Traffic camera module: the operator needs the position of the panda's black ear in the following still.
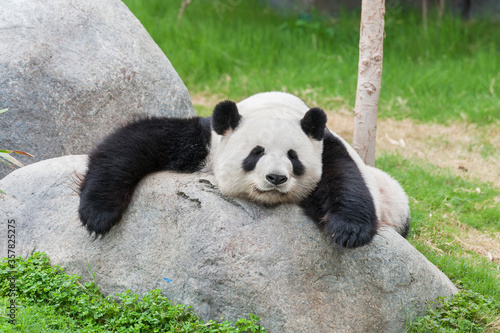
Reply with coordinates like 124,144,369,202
212,100,242,135
301,107,327,141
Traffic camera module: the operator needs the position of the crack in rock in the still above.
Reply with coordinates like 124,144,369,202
176,191,202,208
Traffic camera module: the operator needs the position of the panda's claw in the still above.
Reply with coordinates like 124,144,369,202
324,212,377,248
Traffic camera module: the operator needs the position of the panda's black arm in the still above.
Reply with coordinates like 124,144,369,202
78,116,212,235
300,131,378,248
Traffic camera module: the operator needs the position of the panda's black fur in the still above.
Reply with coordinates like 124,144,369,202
300,131,378,247
78,117,212,234
79,93,409,248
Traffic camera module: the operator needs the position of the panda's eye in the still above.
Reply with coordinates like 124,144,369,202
287,149,298,160
251,146,265,156
288,149,305,176
243,146,265,172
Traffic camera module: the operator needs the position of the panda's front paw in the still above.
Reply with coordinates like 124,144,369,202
322,212,377,248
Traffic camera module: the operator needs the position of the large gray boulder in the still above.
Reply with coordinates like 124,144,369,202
0,0,194,178
0,155,458,333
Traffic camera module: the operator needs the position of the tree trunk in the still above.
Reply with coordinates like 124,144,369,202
178,0,193,22
422,0,428,31
352,0,385,167
438,0,445,19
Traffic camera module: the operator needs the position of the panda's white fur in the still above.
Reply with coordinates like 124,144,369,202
209,92,323,205
367,166,410,235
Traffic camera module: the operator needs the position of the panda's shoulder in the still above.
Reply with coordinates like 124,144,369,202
322,129,382,215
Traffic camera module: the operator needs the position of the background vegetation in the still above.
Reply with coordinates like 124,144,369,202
124,0,499,125
1,0,499,331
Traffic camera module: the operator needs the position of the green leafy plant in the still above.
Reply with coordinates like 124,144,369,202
0,253,266,332
406,291,500,332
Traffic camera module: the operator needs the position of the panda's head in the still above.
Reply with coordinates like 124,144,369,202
211,98,326,205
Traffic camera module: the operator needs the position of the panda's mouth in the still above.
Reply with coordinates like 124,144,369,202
250,184,293,205
253,185,287,195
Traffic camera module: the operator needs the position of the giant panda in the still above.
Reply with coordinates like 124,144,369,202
78,92,410,248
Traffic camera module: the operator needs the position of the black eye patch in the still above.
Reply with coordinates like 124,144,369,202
242,146,265,172
288,149,305,176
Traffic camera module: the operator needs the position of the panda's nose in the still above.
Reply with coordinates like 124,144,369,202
266,173,288,185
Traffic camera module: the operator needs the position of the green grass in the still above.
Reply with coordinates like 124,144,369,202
377,153,500,331
378,154,500,296
378,153,500,234
123,0,500,125
0,253,265,332
405,291,500,333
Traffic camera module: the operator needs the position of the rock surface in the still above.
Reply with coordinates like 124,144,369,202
0,0,194,178
0,155,458,333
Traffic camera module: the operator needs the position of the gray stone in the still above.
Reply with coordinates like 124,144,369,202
0,155,458,333
0,0,194,178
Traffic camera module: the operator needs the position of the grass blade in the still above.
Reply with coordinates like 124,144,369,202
0,152,25,168
0,149,34,157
